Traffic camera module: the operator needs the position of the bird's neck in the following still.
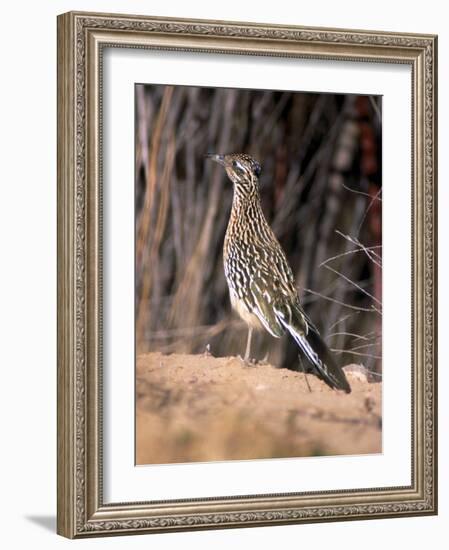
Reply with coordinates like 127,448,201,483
226,185,268,243
231,186,262,217
230,176,261,209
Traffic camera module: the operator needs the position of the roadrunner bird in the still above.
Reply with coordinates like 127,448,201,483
206,153,351,393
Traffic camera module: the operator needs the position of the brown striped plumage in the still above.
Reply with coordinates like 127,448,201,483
206,153,351,393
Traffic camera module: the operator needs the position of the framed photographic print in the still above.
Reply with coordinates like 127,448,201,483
57,11,438,538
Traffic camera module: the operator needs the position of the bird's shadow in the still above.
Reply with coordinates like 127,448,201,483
25,515,56,533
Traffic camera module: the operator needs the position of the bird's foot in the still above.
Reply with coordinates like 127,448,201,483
203,343,212,356
237,354,257,367
256,352,269,365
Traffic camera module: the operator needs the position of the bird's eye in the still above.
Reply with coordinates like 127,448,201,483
232,160,238,168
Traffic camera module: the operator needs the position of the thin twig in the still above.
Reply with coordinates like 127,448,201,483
340,181,382,201
327,312,361,331
369,96,382,123
322,264,382,309
356,186,383,235
327,331,372,341
304,288,379,313
319,247,382,269
335,230,382,264
349,342,381,352
331,349,382,360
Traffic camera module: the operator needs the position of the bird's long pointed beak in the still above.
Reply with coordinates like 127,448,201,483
205,153,225,166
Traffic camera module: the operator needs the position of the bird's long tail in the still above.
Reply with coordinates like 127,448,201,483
279,318,351,393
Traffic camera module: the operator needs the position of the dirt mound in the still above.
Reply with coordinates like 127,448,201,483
136,352,381,465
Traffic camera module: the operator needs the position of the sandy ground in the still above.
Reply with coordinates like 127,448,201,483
136,352,382,465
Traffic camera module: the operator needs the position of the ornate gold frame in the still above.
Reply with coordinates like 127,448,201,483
57,11,438,538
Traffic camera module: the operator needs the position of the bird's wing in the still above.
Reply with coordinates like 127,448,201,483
248,278,285,337
245,242,298,338
226,232,308,339
275,300,351,393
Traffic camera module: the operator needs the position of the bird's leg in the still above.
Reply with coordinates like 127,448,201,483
244,326,253,362
298,354,312,393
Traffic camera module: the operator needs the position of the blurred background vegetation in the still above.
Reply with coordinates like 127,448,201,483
135,84,382,374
